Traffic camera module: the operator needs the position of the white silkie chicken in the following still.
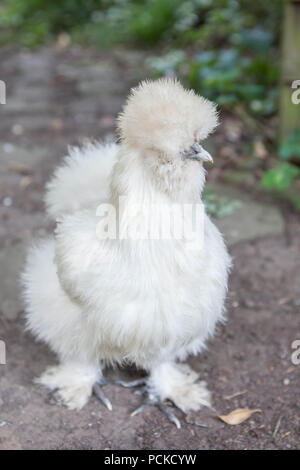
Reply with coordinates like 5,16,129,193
23,79,231,428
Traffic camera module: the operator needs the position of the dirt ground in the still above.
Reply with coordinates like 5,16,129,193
0,46,299,450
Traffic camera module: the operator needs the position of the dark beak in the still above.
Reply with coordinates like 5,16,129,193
182,142,213,163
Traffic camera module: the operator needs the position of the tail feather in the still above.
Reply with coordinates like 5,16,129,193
45,141,119,220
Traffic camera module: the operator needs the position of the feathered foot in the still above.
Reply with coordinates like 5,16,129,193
116,363,212,428
38,363,112,411
38,363,100,410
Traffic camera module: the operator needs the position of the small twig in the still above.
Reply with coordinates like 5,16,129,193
224,390,247,400
194,422,209,428
273,415,282,438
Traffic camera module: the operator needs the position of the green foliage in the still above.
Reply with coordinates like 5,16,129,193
0,0,102,46
146,50,186,76
262,163,299,191
279,128,300,162
3,0,296,205
0,0,199,47
0,0,282,115
145,0,282,115
1,0,283,48
184,48,279,116
262,129,300,200
127,0,183,45
149,47,279,115
71,0,189,48
145,0,282,116
261,129,300,210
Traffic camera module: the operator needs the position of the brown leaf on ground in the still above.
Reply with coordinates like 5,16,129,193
217,408,261,425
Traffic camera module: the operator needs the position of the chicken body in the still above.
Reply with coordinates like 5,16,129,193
23,79,230,417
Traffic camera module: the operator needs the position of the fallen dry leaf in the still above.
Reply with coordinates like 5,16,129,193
217,408,261,425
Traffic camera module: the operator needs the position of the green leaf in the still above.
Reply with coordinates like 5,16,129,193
262,163,300,190
279,129,300,161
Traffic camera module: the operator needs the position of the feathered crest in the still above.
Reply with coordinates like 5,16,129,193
117,78,218,155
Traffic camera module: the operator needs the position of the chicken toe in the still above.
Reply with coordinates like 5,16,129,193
93,378,112,411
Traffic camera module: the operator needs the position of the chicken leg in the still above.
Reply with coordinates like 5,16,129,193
117,362,211,428
117,378,181,429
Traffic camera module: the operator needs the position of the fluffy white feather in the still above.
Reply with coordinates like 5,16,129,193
23,78,231,415
45,141,119,220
